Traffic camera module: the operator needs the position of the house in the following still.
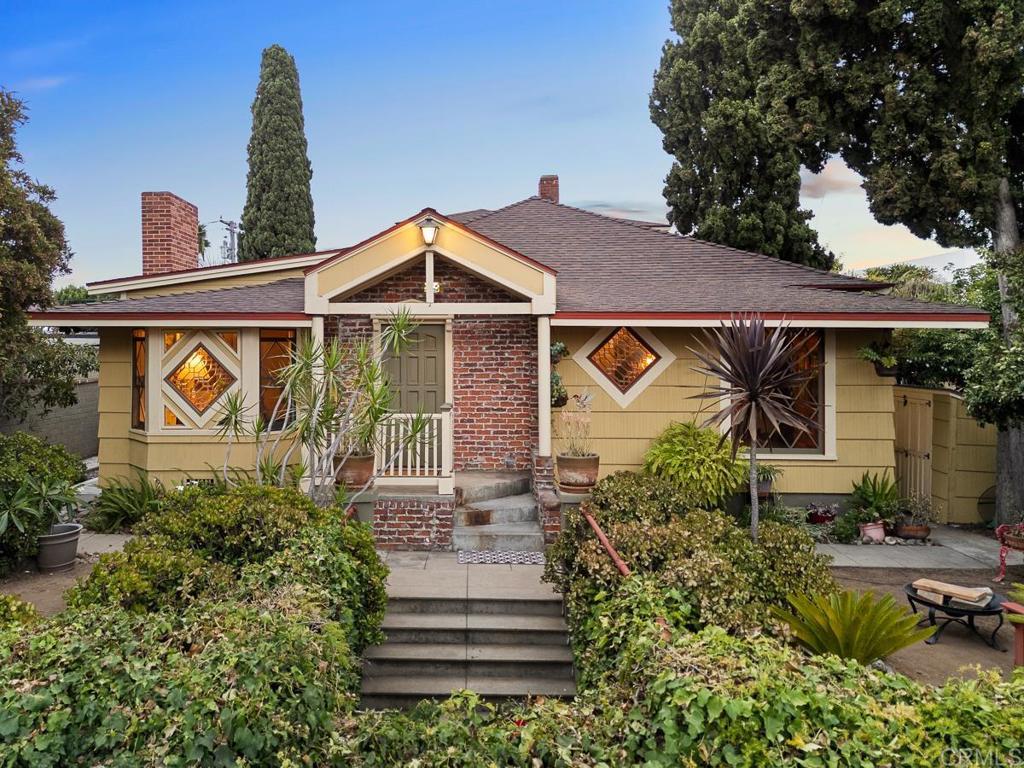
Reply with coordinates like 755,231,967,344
30,178,988,549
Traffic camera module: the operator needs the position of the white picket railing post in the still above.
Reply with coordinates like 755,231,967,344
439,403,454,495
375,411,451,493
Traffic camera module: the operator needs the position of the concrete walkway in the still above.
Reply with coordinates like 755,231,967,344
378,550,558,601
78,532,131,556
817,526,1022,570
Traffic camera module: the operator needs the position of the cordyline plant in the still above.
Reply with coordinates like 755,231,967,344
690,315,819,540
216,310,428,505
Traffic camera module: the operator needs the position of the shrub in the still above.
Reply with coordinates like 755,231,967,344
642,422,747,507
0,593,39,631
86,474,166,533
587,470,693,524
771,589,936,663
240,518,388,652
66,536,235,614
0,433,85,576
136,484,327,567
0,590,358,765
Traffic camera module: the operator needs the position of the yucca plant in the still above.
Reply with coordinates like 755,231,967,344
771,590,936,664
691,315,820,540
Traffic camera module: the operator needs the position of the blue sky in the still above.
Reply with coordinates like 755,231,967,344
1,1,968,285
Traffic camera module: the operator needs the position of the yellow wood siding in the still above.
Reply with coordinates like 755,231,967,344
96,327,295,486
553,327,895,495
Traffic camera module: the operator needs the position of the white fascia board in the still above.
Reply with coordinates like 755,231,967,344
551,318,989,330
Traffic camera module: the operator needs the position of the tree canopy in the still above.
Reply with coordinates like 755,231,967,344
238,44,316,262
0,89,95,420
651,0,835,269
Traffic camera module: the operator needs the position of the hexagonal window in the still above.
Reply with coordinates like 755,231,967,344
166,344,236,415
587,327,660,393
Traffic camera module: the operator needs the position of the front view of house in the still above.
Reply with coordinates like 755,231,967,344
32,178,988,549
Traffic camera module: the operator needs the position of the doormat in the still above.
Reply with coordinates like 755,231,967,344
457,550,545,565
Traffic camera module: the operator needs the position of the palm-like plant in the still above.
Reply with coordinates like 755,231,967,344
771,590,936,664
691,315,820,540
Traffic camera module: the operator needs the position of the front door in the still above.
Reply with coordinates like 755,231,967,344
386,324,446,413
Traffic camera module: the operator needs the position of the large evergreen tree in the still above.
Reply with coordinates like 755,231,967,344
746,0,1024,522
0,89,95,419
650,0,835,269
238,44,316,262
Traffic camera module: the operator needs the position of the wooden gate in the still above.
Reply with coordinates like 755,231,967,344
894,391,933,500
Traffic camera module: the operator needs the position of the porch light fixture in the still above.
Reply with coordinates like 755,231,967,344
418,217,440,246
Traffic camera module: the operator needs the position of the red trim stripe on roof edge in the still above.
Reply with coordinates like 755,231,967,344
304,207,558,276
29,311,310,321
88,248,343,287
553,311,990,322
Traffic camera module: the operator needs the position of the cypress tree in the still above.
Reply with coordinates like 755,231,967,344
239,44,316,261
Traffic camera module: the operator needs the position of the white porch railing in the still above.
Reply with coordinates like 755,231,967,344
375,404,453,492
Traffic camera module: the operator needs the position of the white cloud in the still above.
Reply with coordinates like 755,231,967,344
800,158,862,199
15,75,71,92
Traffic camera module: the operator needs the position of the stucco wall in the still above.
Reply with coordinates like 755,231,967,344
0,377,99,459
552,327,896,496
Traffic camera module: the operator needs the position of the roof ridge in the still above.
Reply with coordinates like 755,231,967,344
463,196,538,224
521,195,874,287
60,276,304,311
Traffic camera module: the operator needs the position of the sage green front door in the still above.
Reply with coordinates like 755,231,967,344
386,324,446,413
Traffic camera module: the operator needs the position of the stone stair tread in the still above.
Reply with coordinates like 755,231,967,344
382,613,466,630
365,642,573,663
365,642,467,660
361,675,576,698
467,644,573,662
454,521,542,535
382,613,568,631
462,493,536,511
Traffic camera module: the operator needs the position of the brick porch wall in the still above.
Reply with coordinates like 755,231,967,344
340,256,517,303
373,497,454,550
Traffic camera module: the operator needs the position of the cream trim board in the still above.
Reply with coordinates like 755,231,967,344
552,317,988,330
429,246,536,299
331,302,534,315
573,326,677,408
716,329,837,461
29,317,312,329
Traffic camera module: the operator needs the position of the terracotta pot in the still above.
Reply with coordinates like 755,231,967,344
895,522,931,540
336,453,375,490
858,521,886,542
556,454,600,491
36,523,82,573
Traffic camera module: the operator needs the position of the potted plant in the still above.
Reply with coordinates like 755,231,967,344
757,464,783,500
894,493,937,540
806,503,838,525
551,342,569,408
556,391,599,492
850,471,899,542
857,509,888,543
30,477,82,573
858,341,899,378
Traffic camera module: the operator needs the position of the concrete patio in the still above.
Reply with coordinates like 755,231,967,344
817,526,1022,570
378,550,558,601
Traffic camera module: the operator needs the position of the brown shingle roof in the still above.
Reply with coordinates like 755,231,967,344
462,197,982,316
35,278,306,318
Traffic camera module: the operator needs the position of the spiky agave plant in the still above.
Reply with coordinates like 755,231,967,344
770,590,935,664
690,315,820,540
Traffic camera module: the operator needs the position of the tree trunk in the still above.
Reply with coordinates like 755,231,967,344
749,440,759,542
994,177,1024,524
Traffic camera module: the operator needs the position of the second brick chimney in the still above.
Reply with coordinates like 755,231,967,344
538,174,559,203
141,192,199,276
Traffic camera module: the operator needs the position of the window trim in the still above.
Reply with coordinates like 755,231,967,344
131,328,146,429
718,329,837,461
259,328,297,429
572,326,676,408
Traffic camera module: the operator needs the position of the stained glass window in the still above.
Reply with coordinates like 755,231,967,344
260,329,295,427
762,330,824,453
164,407,184,427
587,328,660,393
163,331,184,351
166,344,236,415
217,331,238,351
131,329,146,429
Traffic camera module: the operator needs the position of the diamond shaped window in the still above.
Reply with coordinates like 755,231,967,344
587,327,660,393
166,344,235,414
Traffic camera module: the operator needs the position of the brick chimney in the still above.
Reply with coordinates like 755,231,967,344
538,174,559,203
141,191,199,275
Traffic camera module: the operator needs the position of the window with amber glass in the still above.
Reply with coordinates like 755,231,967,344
165,344,236,415
131,329,146,429
260,329,296,427
587,327,661,393
761,330,824,453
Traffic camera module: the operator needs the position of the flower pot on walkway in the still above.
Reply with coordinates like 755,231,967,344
37,523,83,573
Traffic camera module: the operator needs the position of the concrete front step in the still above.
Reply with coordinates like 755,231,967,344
363,642,575,679
383,612,570,645
387,595,563,616
452,521,545,552
455,493,538,527
455,472,531,505
360,674,577,709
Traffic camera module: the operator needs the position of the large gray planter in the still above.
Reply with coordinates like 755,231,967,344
37,523,83,573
